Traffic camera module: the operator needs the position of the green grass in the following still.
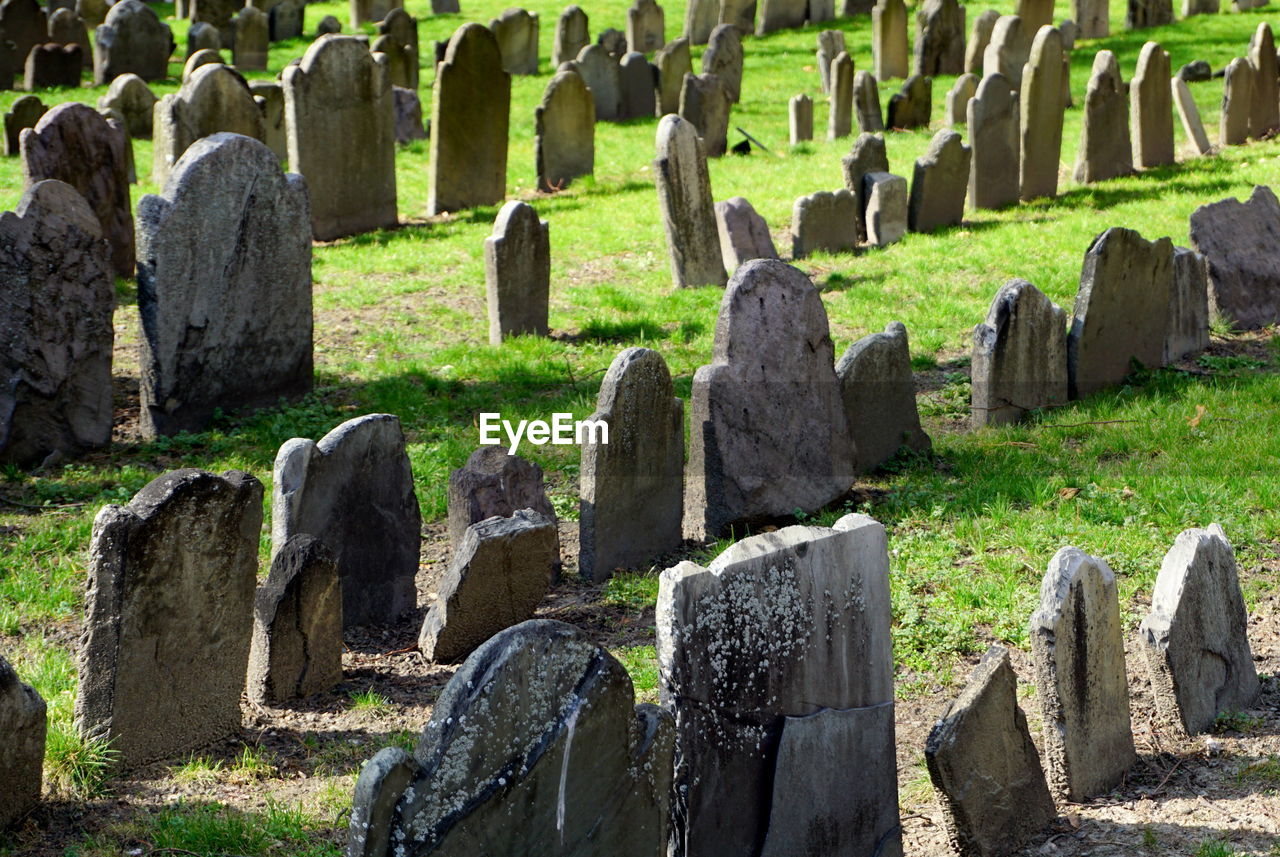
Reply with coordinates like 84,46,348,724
1195,839,1241,857
78,800,342,857
612,644,660,702
347,688,394,716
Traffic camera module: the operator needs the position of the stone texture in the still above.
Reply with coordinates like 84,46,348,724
654,114,726,288
683,260,853,538
816,28,844,94
847,72,880,136
618,51,655,119
789,92,812,143
490,7,538,75
683,0,716,42
535,67,593,191
251,79,288,157
720,0,756,34
679,71,729,156
715,195,777,271
76,469,262,768
886,72,930,128
23,42,80,89
552,4,588,66
447,446,555,546
983,15,1028,88
597,25,627,57
273,414,422,628
372,34,415,91
965,8,998,73
1220,56,1253,147
3,94,44,156
842,131,888,243
1016,0,1053,29
1173,77,1211,156
1166,247,1209,362
914,0,964,76
872,0,908,80
827,50,852,139
247,535,342,705
1189,185,1280,330
756,0,804,35
0,0,45,82
909,128,969,232
93,0,171,84
1074,50,1132,183
574,42,620,120
152,64,266,189
1177,59,1211,81
0,656,45,829
269,0,304,40
654,36,690,115
791,188,857,258
1126,0,1171,30
701,23,741,103
1131,40,1173,169
484,200,549,344
97,73,155,139
192,0,237,45
971,279,1067,427
1074,0,1108,37
186,20,220,57
48,7,90,69
1019,25,1064,202
837,321,930,472
945,72,977,125
232,5,267,70
1248,23,1279,140
626,0,664,53
427,24,508,216
658,516,900,857
182,47,222,79
864,170,907,247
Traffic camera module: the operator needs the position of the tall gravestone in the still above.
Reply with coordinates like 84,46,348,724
683,0,716,43
654,114,726,288
152,64,266,188
552,4,588,65
842,131,889,243
971,279,1068,427
872,0,907,80
908,128,969,233
1173,77,1212,156
1126,0,1171,30
1019,25,1064,202
1247,23,1279,140
964,9,998,73
791,189,858,258
1130,40,1173,169
250,79,288,159
484,200,550,344
854,70,884,132
837,321,931,472
97,73,155,138
1189,186,1280,330
790,92,813,143
816,28,843,94
1220,57,1253,147
447,446,555,545
93,0,171,84
1074,50,1131,183
535,67,593,192
827,50,853,139
489,7,538,75
654,36,690,115
626,0,664,53
679,71,730,156
983,15,1028,87
914,0,964,76
575,42,621,120
0,656,45,829
702,23,741,103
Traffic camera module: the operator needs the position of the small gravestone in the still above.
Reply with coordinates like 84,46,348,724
1074,50,1131,183
247,535,342,705
182,47,222,80
715,196,777,271
1140,525,1260,736
24,42,81,88
827,51,853,139
0,0,46,79
1126,0,1171,30
654,114,726,288
1165,247,1209,362
2,94,44,156
574,42,620,120
944,72,977,125
626,0,663,53
854,70,884,131
431,0,458,12
391,86,426,143
679,71,729,156
76,469,263,768
756,0,803,34
791,189,858,258
968,73,1018,209
1131,41,1172,169
983,15,1028,87
269,0,303,39
273,414,422,629
428,24,509,215
286,35,397,238
872,0,907,79
0,180,112,467
816,28,844,94
489,7,537,75
1189,185,1280,329
913,0,964,76
908,128,969,233
447,446,555,545
535,67,593,191
702,23,741,103
1068,227,1173,398
618,51,655,118
683,260,853,538
927,646,1057,857
1221,57,1253,147
153,64,266,188
192,0,238,45
93,0,171,84
1019,25,1064,201
684,0,716,42
842,131,888,242
484,201,549,344
316,14,340,34
1173,77,1211,156
659,516,900,857
965,9,998,73
21,102,132,278
136,134,311,437
837,321,930,472
186,22,220,60
789,92,813,143
48,7,90,68
654,36,690,115
1248,24,1279,139
886,73,930,128
349,620,673,857
232,5,268,70
971,279,1067,427
250,80,288,157
97,73,155,138
0,657,46,829
552,4,587,65
864,171,907,247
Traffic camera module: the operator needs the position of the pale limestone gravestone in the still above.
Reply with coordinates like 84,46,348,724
1173,77,1211,156
864,171,907,246
914,0,964,76
654,36,690,115
1075,0,1107,37
1166,247,1209,362
1126,0,1171,30
886,72,930,128
552,4,588,65
447,446,555,546
1131,40,1173,169
152,64,266,189
854,70,884,132
232,5,268,70
971,279,1068,427
702,23,741,102
679,71,730,156
842,131,888,242
1189,185,1280,329
945,72,977,125
790,92,813,143
827,50,853,139
24,42,81,88
872,0,908,80
251,79,288,158
1220,57,1252,147
97,73,155,138
654,114,726,287
93,0,171,84
1248,23,1279,140
983,15,1028,87
756,0,805,34
1073,50,1132,183
908,128,969,232
715,196,778,271
3,94,45,156
965,8,997,73
484,201,549,345
489,7,538,75
626,0,663,53
837,321,931,471
619,51,656,118
535,67,593,191
684,0,716,43
816,28,844,94
48,7,90,68
0,657,45,829
186,20,219,57
1018,25,1064,202
575,42,620,120
791,188,858,258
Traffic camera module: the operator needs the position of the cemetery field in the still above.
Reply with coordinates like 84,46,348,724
5,0,1280,853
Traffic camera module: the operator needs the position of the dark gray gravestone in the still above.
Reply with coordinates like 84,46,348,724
191,0,238,45
886,73,930,128
654,114,726,288
913,0,964,76
376,8,418,88
1188,187,1280,330
0,0,46,81
618,51,655,118
269,0,304,39
791,188,858,258
837,321,930,472
232,5,268,70
447,445,556,546
597,24,627,56
0,656,46,829
1073,50,1131,184
535,66,593,191
181,47,222,80
971,279,1068,428
574,42,620,120
1126,0,1171,29
552,4,588,66
967,72,1018,209
701,23,740,103
152,64,266,188
908,128,969,233
93,0,171,84
96,73,155,139
391,85,426,143
186,20,220,57
2,93,44,155
48,7,91,68
484,200,550,344
316,13,340,34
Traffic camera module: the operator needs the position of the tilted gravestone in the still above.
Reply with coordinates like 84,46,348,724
535,67,593,192
872,0,908,80
816,28,844,94
983,15,1028,88
964,9,998,73
574,42,621,120
93,0,171,84
1126,0,1171,30
1188,186,1280,330
908,128,969,233
914,0,964,76
23,42,81,89
48,7,91,68
1247,23,1279,140
484,200,550,344
76,469,263,768
854,70,883,132
273,414,422,628
1166,247,1209,363
864,171,907,247
447,445,556,546
97,73,155,139
428,24,510,215
842,131,888,242
837,321,931,472
1074,50,1131,184
247,535,343,705
285,35,397,239
552,4,588,66
619,51,655,118
967,73,1018,210
232,5,268,70
791,188,858,258
579,347,683,581
250,79,288,158
1139,525,1260,736
654,36,690,115
659,515,901,857
1029,547,1137,802
944,72,977,125
1173,77,1212,156
626,0,664,53
827,51,853,139
489,7,538,75
789,92,813,143
0,180,112,467
886,73,930,128
1130,40,1173,169
715,196,777,271
152,64,266,189
3,94,45,156
0,656,46,829
136,133,311,438
654,114,726,288
1220,56,1253,147
348,620,673,857
679,71,730,156
702,23,741,103
683,260,853,538
971,279,1067,428
1018,25,1064,201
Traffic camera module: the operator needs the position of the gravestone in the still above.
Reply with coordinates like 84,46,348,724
842,131,888,242
756,0,804,35
273,414,422,628
0,0,45,80
232,5,268,70
76,469,263,768
908,128,969,232
854,70,884,131
971,279,1068,427
720,0,755,34
285,35,397,238
490,7,538,75
575,43,620,120
1017,0,1052,29
0,180,113,466
23,43,80,88
619,51,655,118
715,196,777,270
789,92,812,142
945,72,977,125
535,67,593,191
428,24,509,215
392,86,426,143
702,23,741,102
1140,525,1260,736
926,646,1057,857
269,0,303,40
791,189,858,258
683,260,853,538
654,36,690,115
349,0,402,29
447,446,555,545
1058,17,1077,47
1073,50,1132,183
153,64,266,188
378,7,417,76
431,0,458,12
914,0,964,76
2,94,44,155
250,79,288,158
965,8,998,73
1165,247,1209,362
1076,0,1107,37
864,171,907,246
552,4,587,66
1131,41,1172,169
484,201,549,344
186,21,219,57
316,14,340,34
1189,185,1280,329
94,0,171,84
1068,227,1173,398
247,535,343,705
347,620,673,857
136,133,311,437
597,25,627,57
1220,57,1253,147
679,71,729,156
1173,77,1211,156
654,114,725,287
1019,26,1064,201
886,73,930,128
1029,547,1137,802
77,0,106,28
872,0,907,80
837,322,930,471
372,34,415,90
827,50,852,139
0,657,45,829
809,0,835,24
684,0,716,43
1248,23,1279,139
181,47,222,80
97,73,155,138
816,28,843,94
626,0,663,53
983,15,1028,87
658,516,900,857
21,102,133,278
48,7,90,68
1126,0,1171,30
192,0,238,45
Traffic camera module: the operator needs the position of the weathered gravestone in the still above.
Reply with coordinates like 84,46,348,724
619,51,655,118
852,70,883,133
316,14,341,34
926,646,1057,857
97,73,155,138
597,25,627,57
659,515,901,857
1189,185,1280,330
186,21,219,57
837,321,930,472
789,92,812,143
0,656,46,829
1019,25,1064,202
447,446,555,545
971,279,1067,427
808,0,835,24
372,34,414,89
1074,50,1132,183
535,67,593,191
349,0,402,29
1016,0,1052,30
1140,525,1260,736
864,171,907,246
0,32,14,92
965,8,998,73
1248,23,1279,140
1221,57,1253,147
909,128,969,232
273,414,422,628
679,71,729,156
626,0,663,53
886,73,930,128
76,469,262,768
232,5,268,71
21,102,133,278
48,7,90,68
842,130,888,242
1131,41,1172,169
654,36,690,115
181,47,222,80
1068,227,1173,398
827,50,852,139
24,42,81,89
247,535,343,705
0,180,112,467
684,0,716,42
1173,77,1212,156
701,23,741,103
191,0,237,45
428,24,509,215
914,0,964,76
654,114,726,288
872,0,908,80
945,72,977,125
756,0,803,35
2,94,44,155
1029,546,1137,802
77,0,107,29
269,0,304,40
490,7,538,75
1126,0,1171,30
136,133,311,437
720,0,755,34
683,260,852,538
1059,16,1077,48
574,42,620,120
285,35,397,238
152,64,266,188
552,4,587,65
484,201,549,344
791,188,858,258
1177,60,1214,82
348,620,673,857
816,28,843,94
983,15,1028,87
1166,247,1209,362
1076,0,1108,37
250,79,288,158
0,0,45,81
715,196,777,270
94,0,171,84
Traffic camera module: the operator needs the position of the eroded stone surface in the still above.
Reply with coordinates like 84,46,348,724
715,195,777,270
93,0,171,84
837,321,931,472
447,445,556,546
908,128,969,232
791,188,858,257
654,114,726,288
97,73,156,139
0,656,46,829
971,279,1068,427
484,200,550,344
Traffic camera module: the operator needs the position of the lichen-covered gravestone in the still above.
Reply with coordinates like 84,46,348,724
658,515,901,857
908,128,969,232
349,620,673,857
791,188,858,258
714,196,777,270
683,260,853,539
136,133,311,437
1019,25,1064,201
447,445,556,546
0,656,46,829
1029,546,1137,802
872,0,907,79
3,95,45,156
0,180,113,467
1140,525,1260,735
97,73,156,139
654,114,726,288
971,279,1067,427
552,4,588,65
273,414,422,628
489,7,538,75
913,0,964,76
152,64,267,188
579,347,684,581
93,0,171,84
1074,50,1131,183
842,131,889,242
76,469,263,768
837,321,931,472
1130,40,1173,169
1166,247,1209,362
484,200,550,344
1188,186,1280,330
